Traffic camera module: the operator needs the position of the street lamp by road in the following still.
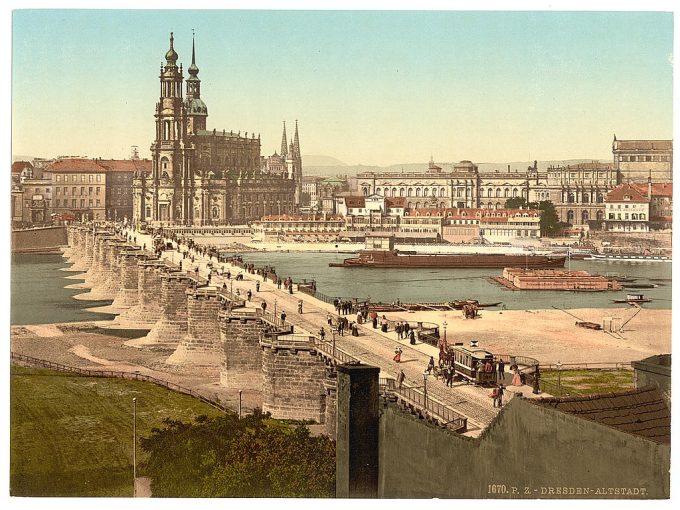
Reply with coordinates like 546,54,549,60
238,389,243,419
274,298,278,318
331,328,337,363
132,397,137,498
556,361,563,396
423,371,430,410
442,320,447,348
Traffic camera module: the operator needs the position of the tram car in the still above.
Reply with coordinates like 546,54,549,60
448,343,496,385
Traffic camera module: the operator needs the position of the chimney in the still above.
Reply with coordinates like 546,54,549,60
648,169,652,200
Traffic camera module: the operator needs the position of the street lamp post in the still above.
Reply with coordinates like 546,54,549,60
238,390,243,419
132,397,137,498
331,328,337,362
556,361,563,396
423,371,429,410
274,298,278,318
442,320,447,348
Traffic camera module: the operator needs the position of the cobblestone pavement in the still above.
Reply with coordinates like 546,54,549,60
130,230,517,432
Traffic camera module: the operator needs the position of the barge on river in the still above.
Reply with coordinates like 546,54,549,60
330,250,565,269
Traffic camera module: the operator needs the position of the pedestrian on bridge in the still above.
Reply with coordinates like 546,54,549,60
247,289,252,301
427,356,435,374
298,300,303,314
327,313,333,326
256,281,260,292
261,301,267,313
497,360,505,382
280,311,286,324
319,327,326,342
393,347,402,363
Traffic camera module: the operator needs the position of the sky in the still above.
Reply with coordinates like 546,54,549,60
11,8,674,166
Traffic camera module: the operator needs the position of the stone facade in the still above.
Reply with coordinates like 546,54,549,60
132,33,298,226
143,272,193,346
219,315,267,390
260,334,327,422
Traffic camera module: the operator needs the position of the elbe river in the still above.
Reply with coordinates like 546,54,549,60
11,252,671,326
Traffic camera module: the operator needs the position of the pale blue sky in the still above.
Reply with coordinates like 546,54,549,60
11,10,674,165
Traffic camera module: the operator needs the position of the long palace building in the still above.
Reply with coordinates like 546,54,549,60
133,33,300,226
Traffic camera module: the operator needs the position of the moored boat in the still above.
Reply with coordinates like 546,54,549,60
612,293,652,304
586,253,671,262
329,250,566,269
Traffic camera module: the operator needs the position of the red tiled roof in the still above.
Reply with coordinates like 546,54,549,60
47,158,107,173
529,386,670,445
606,184,650,203
11,161,33,174
344,196,366,208
385,196,406,208
630,183,673,198
99,159,152,173
614,140,673,151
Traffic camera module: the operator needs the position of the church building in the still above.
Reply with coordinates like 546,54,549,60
133,33,299,225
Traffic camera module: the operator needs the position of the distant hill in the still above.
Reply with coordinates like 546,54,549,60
302,159,612,178
301,155,348,167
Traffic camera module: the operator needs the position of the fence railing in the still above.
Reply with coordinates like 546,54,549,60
10,352,233,413
540,362,633,371
379,378,467,432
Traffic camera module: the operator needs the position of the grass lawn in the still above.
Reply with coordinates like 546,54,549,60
540,368,635,396
10,366,224,497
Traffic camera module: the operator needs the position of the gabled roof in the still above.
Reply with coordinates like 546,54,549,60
606,183,649,203
529,386,670,444
11,161,33,174
614,140,673,151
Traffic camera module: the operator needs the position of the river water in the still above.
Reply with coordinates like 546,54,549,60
10,251,672,326
11,253,116,325
221,251,672,311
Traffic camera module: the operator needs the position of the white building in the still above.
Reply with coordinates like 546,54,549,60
604,184,650,233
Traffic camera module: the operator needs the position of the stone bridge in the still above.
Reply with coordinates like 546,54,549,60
61,225,500,438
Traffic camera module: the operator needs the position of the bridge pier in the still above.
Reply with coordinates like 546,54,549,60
110,247,145,309
141,271,193,348
167,287,223,367
260,333,328,422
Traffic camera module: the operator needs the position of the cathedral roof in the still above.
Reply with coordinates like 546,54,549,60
186,98,208,115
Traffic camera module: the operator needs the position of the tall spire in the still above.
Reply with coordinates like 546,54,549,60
280,121,288,157
293,120,300,157
188,29,199,77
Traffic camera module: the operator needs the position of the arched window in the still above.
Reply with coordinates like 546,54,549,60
362,187,368,196
597,210,604,220
408,202,413,208
495,202,501,209
496,188,501,198
440,188,446,197
504,188,510,198
631,213,638,220
375,187,381,195
568,193,575,203
440,202,445,208
424,188,429,197
596,194,604,203
415,202,421,209
640,213,646,220
400,188,405,197
582,210,589,222
480,189,485,198
145,207,151,219
392,187,397,197
416,188,421,197
407,188,413,197
457,188,462,198
512,188,519,197
212,207,220,219
582,194,590,204
161,157,169,171
567,210,575,223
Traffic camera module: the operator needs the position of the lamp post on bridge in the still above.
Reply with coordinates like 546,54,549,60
442,320,447,349
423,371,429,411
556,361,563,396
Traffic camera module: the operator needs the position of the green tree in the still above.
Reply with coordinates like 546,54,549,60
503,197,561,236
140,410,336,498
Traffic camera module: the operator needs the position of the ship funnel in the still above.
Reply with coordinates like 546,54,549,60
470,340,479,348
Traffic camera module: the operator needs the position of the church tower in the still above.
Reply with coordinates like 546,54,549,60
293,120,303,207
185,31,208,135
150,32,189,223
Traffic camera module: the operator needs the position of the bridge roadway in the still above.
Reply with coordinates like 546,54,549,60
128,229,507,433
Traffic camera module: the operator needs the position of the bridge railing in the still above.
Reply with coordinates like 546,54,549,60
10,352,233,414
379,377,467,433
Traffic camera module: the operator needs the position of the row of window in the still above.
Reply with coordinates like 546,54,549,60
55,186,101,196
619,155,671,162
55,174,103,183
608,213,647,220
479,229,538,237
565,193,605,203
54,199,101,208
